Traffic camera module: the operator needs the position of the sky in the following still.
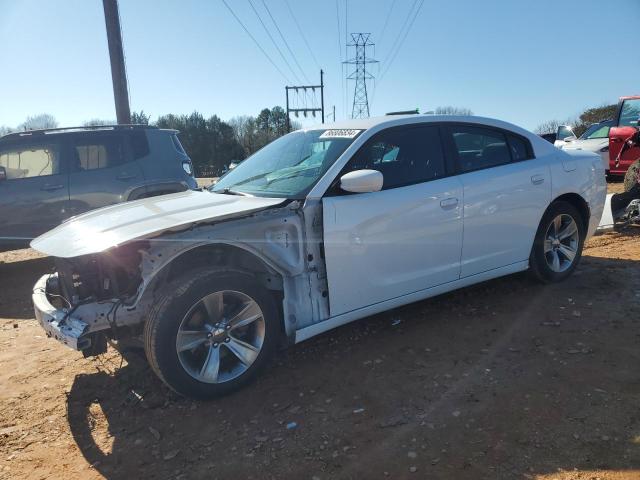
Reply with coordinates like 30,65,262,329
1,0,639,131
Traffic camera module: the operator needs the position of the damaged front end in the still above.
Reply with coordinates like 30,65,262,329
32,198,330,357
33,242,147,355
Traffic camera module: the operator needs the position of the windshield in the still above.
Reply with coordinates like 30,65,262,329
211,129,360,198
579,121,612,140
618,99,640,127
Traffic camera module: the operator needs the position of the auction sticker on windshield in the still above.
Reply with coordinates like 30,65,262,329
319,129,362,139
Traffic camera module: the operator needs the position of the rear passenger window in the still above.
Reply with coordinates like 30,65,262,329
129,131,150,159
0,143,61,179
346,126,445,190
450,126,511,173
507,134,533,161
73,135,129,171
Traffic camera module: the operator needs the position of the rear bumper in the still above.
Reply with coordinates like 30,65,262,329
32,274,90,351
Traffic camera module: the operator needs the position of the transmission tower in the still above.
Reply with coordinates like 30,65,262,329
344,33,378,119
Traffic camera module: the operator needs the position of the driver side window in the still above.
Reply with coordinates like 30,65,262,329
344,125,445,190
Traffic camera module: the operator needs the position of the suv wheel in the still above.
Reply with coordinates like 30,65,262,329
144,268,279,399
529,201,585,283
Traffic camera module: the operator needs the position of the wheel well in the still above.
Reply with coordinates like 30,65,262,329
161,244,283,292
145,244,286,338
552,193,590,229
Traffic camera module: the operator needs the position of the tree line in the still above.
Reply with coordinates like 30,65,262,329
535,104,618,138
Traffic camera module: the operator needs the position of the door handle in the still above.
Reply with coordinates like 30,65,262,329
41,184,64,192
440,197,459,209
531,175,545,185
116,173,137,181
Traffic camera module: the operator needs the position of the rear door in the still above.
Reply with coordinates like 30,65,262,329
443,124,551,278
322,124,463,316
0,138,69,243
609,98,640,175
67,131,146,217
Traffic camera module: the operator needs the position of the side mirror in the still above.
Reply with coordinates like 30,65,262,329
340,169,383,193
0,166,6,181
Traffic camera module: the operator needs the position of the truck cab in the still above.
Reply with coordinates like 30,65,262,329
608,96,640,176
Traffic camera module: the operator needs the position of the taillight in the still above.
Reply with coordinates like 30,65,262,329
182,160,193,176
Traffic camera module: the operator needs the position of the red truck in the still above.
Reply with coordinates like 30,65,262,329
608,95,640,177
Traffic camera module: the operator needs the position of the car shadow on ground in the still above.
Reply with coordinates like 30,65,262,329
0,253,53,320
64,253,640,479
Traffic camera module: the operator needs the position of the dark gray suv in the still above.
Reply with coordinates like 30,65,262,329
0,125,197,249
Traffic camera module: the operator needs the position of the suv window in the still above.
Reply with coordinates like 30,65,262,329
0,143,61,179
72,134,129,171
171,134,186,155
618,99,640,127
346,125,445,190
449,126,511,173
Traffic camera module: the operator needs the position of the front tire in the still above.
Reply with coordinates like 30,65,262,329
529,201,585,283
144,268,279,399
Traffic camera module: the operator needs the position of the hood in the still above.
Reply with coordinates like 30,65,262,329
31,190,285,258
561,138,608,152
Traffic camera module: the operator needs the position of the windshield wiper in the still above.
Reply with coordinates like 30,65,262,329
213,188,249,196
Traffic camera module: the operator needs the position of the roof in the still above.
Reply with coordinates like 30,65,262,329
0,124,160,141
304,114,535,138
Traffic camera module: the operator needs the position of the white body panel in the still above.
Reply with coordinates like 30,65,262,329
322,177,463,316
31,190,283,258
458,160,551,277
549,149,606,238
561,138,609,171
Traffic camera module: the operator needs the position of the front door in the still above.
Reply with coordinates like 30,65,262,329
0,138,69,245
322,124,463,317
443,124,551,277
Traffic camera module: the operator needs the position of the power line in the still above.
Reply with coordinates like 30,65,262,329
261,0,310,84
284,0,321,71
248,0,301,83
378,0,397,47
370,0,424,110
379,0,424,81
381,0,419,69
221,0,291,83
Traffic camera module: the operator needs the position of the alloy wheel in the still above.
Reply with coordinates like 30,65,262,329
176,290,265,384
544,214,579,273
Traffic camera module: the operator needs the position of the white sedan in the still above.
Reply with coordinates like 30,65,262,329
31,115,606,399
560,120,613,173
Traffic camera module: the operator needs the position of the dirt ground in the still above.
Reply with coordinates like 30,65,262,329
2,185,640,480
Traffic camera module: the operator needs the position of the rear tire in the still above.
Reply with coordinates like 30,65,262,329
529,201,585,283
623,159,640,193
144,268,279,399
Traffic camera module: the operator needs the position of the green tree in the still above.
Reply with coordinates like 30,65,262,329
131,111,150,125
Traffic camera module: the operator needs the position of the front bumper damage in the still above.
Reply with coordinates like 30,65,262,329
32,274,91,351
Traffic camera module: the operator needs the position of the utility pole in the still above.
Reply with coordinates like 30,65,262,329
344,33,377,119
285,70,325,132
102,0,131,124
